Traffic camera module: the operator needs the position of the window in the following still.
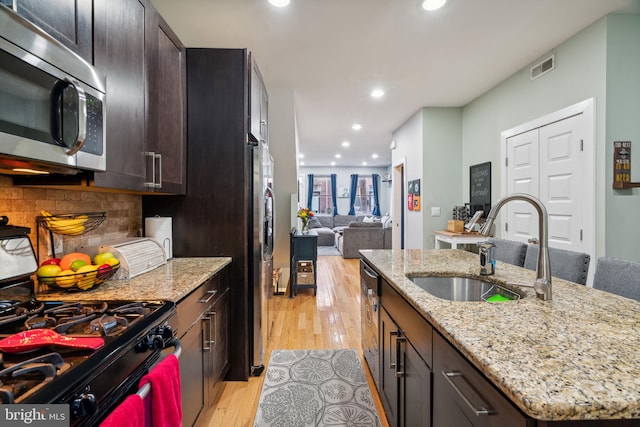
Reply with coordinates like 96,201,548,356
311,175,334,215
353,175,373,215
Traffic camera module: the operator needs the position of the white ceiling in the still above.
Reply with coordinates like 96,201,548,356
151,0,640,168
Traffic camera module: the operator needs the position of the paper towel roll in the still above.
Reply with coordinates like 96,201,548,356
145,217,173,259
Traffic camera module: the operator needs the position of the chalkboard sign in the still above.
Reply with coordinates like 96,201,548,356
470,162,491,217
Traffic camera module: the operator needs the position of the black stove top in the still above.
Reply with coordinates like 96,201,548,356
0,299,175,408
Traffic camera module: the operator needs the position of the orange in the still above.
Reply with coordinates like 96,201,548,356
60,252,91,271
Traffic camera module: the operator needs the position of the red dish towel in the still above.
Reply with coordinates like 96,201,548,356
138,354,182,427
100,394,146,427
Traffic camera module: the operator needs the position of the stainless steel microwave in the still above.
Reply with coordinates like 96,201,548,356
0,6,106,175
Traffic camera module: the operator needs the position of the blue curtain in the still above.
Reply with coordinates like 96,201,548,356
372,174,381,216
330,174,338,215
348,174,358,215
307,174,314,210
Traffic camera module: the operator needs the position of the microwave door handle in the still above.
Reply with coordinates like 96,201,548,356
53,78,87,155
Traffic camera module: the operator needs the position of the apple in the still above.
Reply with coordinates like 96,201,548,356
96,263,112,279
40,258,61,267
36,264,62,285
94,251,115,266
104,257,120,268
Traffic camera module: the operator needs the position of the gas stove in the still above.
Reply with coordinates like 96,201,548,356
0,221,178,426
0,299,176,424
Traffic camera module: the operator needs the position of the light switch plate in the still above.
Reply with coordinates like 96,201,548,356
431,207,441,217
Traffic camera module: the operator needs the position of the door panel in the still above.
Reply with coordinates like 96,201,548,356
539,114,583,250
506,128,538,241
505,114,584,251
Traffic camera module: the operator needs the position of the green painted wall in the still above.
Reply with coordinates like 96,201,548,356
605,14,640,260
460,16,640,259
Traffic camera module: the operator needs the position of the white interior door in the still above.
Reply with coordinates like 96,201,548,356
504,114,588,252
539,114,584,251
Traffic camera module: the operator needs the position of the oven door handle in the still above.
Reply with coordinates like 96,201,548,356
136,337,182,400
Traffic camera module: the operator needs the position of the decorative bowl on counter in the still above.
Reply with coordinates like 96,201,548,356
37,264,119,292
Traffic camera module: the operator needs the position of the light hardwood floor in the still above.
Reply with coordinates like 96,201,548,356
202,255,390,427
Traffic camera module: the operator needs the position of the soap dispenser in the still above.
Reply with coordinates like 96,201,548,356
479,241,496,275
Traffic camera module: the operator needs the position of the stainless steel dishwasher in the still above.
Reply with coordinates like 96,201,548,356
360,259,380,388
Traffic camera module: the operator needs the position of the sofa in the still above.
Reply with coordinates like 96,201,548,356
308,214,365,246
336,221,392,258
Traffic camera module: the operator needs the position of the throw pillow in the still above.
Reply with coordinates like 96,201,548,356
363,216,374,223
308,217,322,229
381,215,391,228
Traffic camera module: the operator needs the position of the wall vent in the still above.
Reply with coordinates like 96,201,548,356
530,55,555,80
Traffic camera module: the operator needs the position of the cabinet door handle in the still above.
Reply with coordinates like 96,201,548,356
395,334,406,378
198,289,218,304
389,330,398,369
144,151,156,188
211,311,217,345
155,153,162,189
442,371,493,416
201,315,211,352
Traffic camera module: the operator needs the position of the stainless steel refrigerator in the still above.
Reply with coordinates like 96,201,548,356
250,140,274,376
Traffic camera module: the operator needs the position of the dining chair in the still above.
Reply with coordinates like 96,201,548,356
523,245,590,285
485,238,527,267
593,257,640,301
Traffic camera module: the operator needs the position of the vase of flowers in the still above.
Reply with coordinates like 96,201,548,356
297,207,314,234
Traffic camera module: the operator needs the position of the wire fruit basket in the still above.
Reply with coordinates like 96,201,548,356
37,211,107,236
37,264,119,292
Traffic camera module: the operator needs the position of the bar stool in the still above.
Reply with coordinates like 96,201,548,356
523,245,590,285
593,257,640,301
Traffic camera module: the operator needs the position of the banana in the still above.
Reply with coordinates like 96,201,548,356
40,210,88,235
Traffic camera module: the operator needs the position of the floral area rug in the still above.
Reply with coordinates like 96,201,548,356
254,349,381,427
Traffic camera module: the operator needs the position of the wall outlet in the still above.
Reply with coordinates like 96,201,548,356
431,207,441,217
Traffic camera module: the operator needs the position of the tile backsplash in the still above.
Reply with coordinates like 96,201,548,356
0,176,142,261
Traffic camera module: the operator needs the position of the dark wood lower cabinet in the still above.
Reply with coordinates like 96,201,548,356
433,332,528,427
380,306,432,427
175,267,230,427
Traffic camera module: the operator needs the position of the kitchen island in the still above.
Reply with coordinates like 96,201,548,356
360,248,640,423
36,257,231,302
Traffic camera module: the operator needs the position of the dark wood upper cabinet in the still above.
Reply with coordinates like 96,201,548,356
9,0,93,63
92,0,147,192
249,56,268,143
144,4,187,194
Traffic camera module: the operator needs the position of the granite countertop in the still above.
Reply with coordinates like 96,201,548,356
36,257,232,303
360,249,640,422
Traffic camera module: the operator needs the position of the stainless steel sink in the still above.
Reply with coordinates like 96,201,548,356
407,276,522,302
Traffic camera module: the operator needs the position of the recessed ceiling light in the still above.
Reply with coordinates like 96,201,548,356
341,141,350,147
362,161,368,166
422,0,446,11
335,153,342,158
269,0,290,7
372,153,379,159
371,89,385,98
330,161,336,166
352,123,362,131
300,161,305,166
298,153,304,158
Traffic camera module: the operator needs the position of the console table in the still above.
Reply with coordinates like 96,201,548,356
289,229,318,297
434,230,488,249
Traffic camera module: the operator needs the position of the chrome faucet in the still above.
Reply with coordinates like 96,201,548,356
478,193,552,301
